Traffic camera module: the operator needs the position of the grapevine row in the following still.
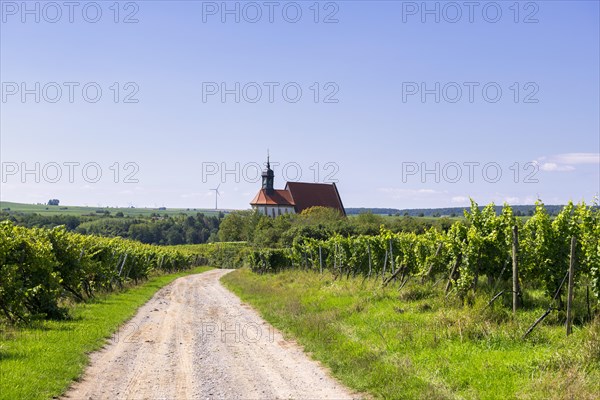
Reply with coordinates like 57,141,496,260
248,200,600,304
0,222,202,323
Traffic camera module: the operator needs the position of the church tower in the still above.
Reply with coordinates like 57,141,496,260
261,154,274,194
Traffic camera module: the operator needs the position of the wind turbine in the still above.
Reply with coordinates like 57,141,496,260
211,184,221,210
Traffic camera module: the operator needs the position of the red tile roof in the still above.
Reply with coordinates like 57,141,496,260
250,189,295,206
250,182,345,216
285,182,345,216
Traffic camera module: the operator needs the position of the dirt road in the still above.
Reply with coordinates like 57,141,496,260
63,269,357,400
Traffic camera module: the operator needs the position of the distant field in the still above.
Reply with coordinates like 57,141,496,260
0,201,222,217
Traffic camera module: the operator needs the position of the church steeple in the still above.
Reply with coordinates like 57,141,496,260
262,151,274,194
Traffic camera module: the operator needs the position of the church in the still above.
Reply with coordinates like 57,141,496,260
250,157,345,218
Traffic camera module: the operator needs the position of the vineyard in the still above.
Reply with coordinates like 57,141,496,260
0,222,203,323
247,201,600,327
2,200,598,326
167,242,250,269
1,200,599,399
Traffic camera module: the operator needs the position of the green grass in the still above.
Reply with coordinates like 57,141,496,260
0,201,221,217
222,269,600,400
0,266,213,400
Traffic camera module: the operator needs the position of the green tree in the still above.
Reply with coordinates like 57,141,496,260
218,210,261,242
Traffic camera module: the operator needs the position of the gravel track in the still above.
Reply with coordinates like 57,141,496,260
63,269,357,400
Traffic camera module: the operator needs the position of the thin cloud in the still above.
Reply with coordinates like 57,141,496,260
539,162,576,172
180,192,203,199
451,196,469,204
553,153,599,165
535,152,599,173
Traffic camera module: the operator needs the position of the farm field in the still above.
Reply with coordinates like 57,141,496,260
222,268,600,399
2,201,467,222
0,201,222,217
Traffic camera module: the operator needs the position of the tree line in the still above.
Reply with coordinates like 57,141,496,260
217,207,456,246
0,212,221,245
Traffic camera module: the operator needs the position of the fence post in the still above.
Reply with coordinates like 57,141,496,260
566,236,576,336
512,225,520,314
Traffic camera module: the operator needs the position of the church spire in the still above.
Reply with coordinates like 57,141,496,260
262,151,274,194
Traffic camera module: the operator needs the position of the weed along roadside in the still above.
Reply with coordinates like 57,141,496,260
0,266,213,400
221,268,600,399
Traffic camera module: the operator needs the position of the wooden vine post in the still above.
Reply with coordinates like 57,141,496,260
382,249,388,283
512,225,520,314
304,249,308,270
389,239,395,277
423,242,443,283
333,244,337,273
445,254,461,294
367,243,372,278
566,236,576,336
319,245,323,274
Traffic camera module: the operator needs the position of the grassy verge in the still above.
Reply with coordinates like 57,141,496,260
0,266,213,400
222,268,600,400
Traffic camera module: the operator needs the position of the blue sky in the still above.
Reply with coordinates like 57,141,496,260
1,0,599,209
